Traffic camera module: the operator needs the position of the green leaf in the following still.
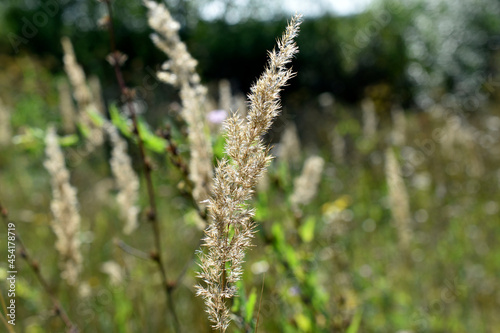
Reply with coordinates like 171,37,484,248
58,134,79,147
109,104,132,137
114,289,133,330
299,216,316,243
255,191,269,220
284,245,300,271
213,133,226,160
109,104,167,153
295,313,312,332
232,280,245,313
245,288,257,323
77,121,91,139
184,209,205,229
278,161,290,190
346,309,363,333
25,325,45,333
12,126,44,151
87,107,105,127
272,223,285,248
137,120,167,153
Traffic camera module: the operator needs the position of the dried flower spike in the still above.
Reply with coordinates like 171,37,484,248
196,14,302,332
44,126,82,286
0,98,12,146
385,148,412,249
103,121,140,234
290,155,325,210
61,37,104,149
144,0,214,208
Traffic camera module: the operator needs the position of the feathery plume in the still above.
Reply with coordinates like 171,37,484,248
218,79,233,113
390,107,406,146
0,98,12,146
144,0,213,207
440,113,484,178
384,148,412,249
277,122,301,165
61,37,92,108
103,121,140,234
89,75,106,115
61,37,104,148
195,15,302,331
44,126,82,286
101,261,124,286
362,98,378,140
57,80,77,134
290,155,325,209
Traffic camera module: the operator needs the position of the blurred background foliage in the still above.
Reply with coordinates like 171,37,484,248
2,0,500,111
1,0,500,332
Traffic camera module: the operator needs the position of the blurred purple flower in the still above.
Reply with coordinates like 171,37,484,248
207,109,228,124
288,286,301,296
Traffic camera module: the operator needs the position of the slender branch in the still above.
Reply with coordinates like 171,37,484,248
0,312,14,333
114,239,151,261
0,290,15,333
158,127,208,221
157,126,208,289
0,202,78,333
173,236,203,288
0,291,9,323
158,127,190,179
255,272,265,333
101,2,180,331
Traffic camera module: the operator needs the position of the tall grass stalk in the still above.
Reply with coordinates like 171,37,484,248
277,122,301,165
0,98,11,146
144,0,214,209
385,148,412,250
61,37,103,149
0,202,78,332
196,14,302,332
290,155,325,211
44,126,82,286
102,1,180,331
362,98,378,140
391,107,406,146
103,121,140,235
218,79,233,114
57,80,77,134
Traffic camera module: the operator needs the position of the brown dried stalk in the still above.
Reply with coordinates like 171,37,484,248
196,14,302,332
101,1,179,331
0,201,78,333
